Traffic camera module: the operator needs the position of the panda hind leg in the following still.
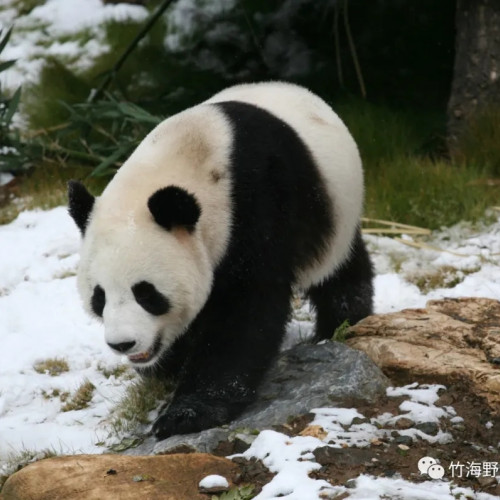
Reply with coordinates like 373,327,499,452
306,228,374,341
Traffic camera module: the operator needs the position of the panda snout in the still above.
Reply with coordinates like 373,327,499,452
107,340,136,353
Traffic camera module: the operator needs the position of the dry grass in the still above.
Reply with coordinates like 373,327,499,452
0,162,107,225
407,265,480,294
109,377,174,434
61,380,95,412
33,358,69,376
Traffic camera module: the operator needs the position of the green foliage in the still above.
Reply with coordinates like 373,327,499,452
212,485,255,500
335,98,498,230
47,93,162,176
23,59,91,131
451,106,500,177
0,27,38,173
364,156,497,230
331,320,351,343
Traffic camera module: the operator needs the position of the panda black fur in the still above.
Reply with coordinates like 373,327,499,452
68,82,374,440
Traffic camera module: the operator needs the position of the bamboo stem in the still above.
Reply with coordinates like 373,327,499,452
88,0,178,103
343,0,366,98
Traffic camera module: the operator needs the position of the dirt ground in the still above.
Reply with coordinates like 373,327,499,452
214,381,500,497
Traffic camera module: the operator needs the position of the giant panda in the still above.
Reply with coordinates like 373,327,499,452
68,82,374,440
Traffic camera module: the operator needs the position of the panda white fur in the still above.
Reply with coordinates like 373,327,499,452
68,82,373,439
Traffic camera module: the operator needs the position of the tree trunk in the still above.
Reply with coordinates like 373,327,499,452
447,0,500,146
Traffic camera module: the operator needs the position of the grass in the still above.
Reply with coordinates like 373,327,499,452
364,157,497,230
0,162,107,225
109,376,174,434
41,388,70,402
407,265,480,294
98,363,131,380
336,98,499,230
33,357,69,376
61,380,95,412
331,320,350,343
450,107,500,177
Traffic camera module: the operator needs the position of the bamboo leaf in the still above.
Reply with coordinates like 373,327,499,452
0,59,16,73
118,102,162,124
91,144,131,177
4,86,21,126
0,27,13,55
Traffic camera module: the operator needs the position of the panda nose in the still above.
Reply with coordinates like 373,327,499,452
107,340,136,353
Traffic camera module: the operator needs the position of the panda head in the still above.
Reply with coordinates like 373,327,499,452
68,180,212,367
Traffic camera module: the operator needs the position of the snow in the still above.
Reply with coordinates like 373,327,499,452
0,0,148,91
236,385,496,499
0,207,133,462
1,206,500,498
198,474,229,490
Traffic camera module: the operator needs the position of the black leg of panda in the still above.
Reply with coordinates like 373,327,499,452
151,281,292,440
306,228,374,340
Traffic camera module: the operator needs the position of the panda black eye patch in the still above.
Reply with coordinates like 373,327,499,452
91,285,106,317
132,281,170,316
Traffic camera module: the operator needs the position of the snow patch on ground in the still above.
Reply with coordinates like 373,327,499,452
198,474,230,490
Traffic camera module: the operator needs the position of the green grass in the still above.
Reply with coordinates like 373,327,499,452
335,98,499,229
364,157,497,230
450,106,500,177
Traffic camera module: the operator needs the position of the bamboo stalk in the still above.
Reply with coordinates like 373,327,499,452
343,0,366,98
361,217,431,234
362,228,431,235
88,0,178,103
394,238,472,257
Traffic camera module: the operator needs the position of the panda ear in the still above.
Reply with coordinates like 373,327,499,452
68,180,95,235
148,186,201,233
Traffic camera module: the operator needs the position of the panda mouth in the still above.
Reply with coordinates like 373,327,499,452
128,335,162,364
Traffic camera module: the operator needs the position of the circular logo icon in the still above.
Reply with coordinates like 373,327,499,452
427,464,445,480
418,456,437,474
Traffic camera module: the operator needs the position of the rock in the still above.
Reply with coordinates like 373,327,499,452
394,435,413,446
130,342,389,455
299,425,328,440
313,447,377,466
1,453,238,500
345,479,357,488
415,422,439,436
347,298,500,414
394,417,414,430
477,476,498,488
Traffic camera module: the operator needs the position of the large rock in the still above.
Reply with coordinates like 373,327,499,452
130,341,389,455
347,297,500,413
1,454,238,500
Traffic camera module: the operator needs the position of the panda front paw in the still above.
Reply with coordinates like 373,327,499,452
152,397,230,440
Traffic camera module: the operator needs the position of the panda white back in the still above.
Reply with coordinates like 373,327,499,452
205,81,364,287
